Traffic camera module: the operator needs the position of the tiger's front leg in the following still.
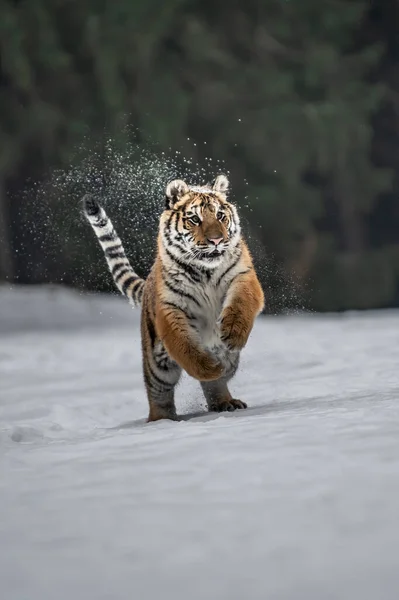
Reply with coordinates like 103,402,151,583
219,268,264,351
200,354,247,413
157,302,224,382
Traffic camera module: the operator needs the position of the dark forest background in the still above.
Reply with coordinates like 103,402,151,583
1,0,399,313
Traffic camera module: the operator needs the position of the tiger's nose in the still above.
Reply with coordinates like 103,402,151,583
207,237,224,246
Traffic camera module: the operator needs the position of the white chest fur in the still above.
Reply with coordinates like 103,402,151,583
191,280,226,349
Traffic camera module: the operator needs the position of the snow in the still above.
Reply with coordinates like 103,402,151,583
1,284,399,600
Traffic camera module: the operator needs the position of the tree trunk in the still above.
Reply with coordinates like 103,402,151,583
0,179,14,281
335,172,364,254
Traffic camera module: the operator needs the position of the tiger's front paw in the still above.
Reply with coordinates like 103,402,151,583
212,398,247,412
219,307,251,351
187,352,224,382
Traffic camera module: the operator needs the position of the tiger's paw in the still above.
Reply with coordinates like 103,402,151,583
219,307,251,351
212,398,247,412
147,403,178,422
187,352,224,382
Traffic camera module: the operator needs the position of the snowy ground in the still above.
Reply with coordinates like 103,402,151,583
1,285,399,600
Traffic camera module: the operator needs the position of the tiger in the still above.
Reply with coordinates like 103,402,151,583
82,174,264,422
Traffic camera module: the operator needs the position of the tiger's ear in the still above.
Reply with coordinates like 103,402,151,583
212,174,229,194
165,179,190,209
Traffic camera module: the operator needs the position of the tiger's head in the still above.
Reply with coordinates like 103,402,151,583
160,174,241,268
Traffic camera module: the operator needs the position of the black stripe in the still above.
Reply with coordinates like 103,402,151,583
229,268,251,284
129,279,144,297
114,266,132,282
147,362,173,390
154,350,179,371
143,369,167,395
99,232,117,243
121,275,139,294
164,212,175,235
163,213,189,247
111,261,129,276
163,247,202,283
162,226,190,257
162,300,196,320
164,279,201,307
93,217,108,228
155,361,173,372
133,281,144,299
104,243,122,253
215,253,242,287
105,248,125,259
146,317,156,349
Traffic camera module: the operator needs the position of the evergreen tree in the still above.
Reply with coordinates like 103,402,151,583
0,0,397,312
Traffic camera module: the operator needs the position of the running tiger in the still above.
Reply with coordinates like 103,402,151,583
82,174,264,422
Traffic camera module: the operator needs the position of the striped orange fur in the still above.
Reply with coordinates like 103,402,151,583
83,174,264,422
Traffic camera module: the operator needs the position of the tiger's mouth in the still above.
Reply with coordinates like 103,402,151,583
196,247,226,260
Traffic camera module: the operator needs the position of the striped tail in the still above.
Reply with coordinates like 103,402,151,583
82,194,145,307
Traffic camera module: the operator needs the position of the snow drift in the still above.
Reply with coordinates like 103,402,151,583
1,285,399,600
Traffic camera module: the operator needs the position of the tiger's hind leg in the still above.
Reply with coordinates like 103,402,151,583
200,352,247,413
143,340,182,423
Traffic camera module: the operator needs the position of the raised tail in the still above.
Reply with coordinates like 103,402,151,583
82,194,145,307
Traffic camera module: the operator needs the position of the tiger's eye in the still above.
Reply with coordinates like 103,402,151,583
217,211,224,221
189,215,201,225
